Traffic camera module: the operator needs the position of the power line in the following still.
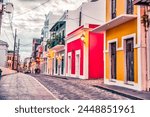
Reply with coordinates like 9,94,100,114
14,0,50,18
20,43,32,46
81,12,104,23
8,14,15,39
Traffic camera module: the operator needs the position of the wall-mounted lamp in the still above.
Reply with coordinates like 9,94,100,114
80,33,85,43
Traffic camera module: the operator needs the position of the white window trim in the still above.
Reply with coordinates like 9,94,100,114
122,34,137,85
60,54,65,76
105,33,139,52
67,52,72,76
108,38,118,80
75,50,81,78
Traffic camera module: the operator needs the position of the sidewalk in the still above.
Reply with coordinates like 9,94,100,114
0,67,17,76
93,84,150,100
0,68,57,100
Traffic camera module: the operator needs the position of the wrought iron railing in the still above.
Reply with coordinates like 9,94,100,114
47,37,65,49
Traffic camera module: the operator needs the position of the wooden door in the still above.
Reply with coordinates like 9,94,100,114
111,42,116,79
126,39,134,82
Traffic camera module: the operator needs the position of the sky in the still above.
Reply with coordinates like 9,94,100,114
0,0,88,61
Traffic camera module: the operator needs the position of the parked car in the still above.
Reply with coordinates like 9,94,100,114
24,69,31,74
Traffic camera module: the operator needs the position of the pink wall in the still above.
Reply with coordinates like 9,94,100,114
89,32,104,79
67,39,84,75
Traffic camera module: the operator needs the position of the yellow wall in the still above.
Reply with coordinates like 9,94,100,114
105,19,138,83
106,0,138,22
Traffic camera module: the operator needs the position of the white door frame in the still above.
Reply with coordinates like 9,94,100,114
68,52,72,76
75,50,80,78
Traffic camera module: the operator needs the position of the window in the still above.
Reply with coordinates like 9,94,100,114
127,0,134,14
111,0,116,19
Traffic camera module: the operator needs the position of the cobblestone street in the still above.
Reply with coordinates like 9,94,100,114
31,74,130,100
0,71,131,100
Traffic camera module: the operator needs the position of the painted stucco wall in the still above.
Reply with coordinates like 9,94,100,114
106,0,138,22
67,39,84,75
89,32,104,79
105,19,138,83
66,0,106,35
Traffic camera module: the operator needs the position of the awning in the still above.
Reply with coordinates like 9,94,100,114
51,45,64,51
133,0,150,6
92,15,137,33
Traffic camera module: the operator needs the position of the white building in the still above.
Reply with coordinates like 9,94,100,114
40,12,60,74
0,40,8,67
64,0,106,35
47,0,106,77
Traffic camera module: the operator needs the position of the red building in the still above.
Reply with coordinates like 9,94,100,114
65,24,104,79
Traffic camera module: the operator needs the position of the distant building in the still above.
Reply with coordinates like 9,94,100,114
32,38,42,60
23,57,32,71
40,12,60,74
46,0,106,77
7,50,18,70
0,40,8,67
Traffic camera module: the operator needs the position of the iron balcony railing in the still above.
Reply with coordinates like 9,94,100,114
47,37,65,49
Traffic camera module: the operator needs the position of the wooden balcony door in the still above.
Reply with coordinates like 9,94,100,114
126,39,134,82
110,42,117,79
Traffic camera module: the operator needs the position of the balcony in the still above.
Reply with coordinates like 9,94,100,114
47,36,65,51
134,0,150,6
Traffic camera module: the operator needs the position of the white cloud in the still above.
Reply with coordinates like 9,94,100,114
0,0,88,61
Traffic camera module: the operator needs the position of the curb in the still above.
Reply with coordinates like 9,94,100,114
93,85,144,100
2,72,17,77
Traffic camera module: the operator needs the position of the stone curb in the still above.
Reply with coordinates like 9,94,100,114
93,85,144,100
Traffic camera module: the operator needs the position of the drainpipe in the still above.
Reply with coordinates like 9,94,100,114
143,6,149,91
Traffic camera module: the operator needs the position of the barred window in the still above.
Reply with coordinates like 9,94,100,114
111,0,116,19
127,0,134,14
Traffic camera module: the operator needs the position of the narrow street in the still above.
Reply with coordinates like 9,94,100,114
0,73,56,100
0,72,130,100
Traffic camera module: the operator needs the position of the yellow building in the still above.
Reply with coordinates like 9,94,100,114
93,0,146,91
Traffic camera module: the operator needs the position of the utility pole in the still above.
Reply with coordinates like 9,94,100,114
17,39,20,71
12,29,17,70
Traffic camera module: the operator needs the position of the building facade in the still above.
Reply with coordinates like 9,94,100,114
66,24,104,79
46,0,106,78
40,12,60,74
31,38,42,73
93,0,145,91
47,21,66,76
0,40,8,67
134,0,150,91
7,50,18,70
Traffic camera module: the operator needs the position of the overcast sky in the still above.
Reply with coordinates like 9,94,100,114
0,0,88,61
